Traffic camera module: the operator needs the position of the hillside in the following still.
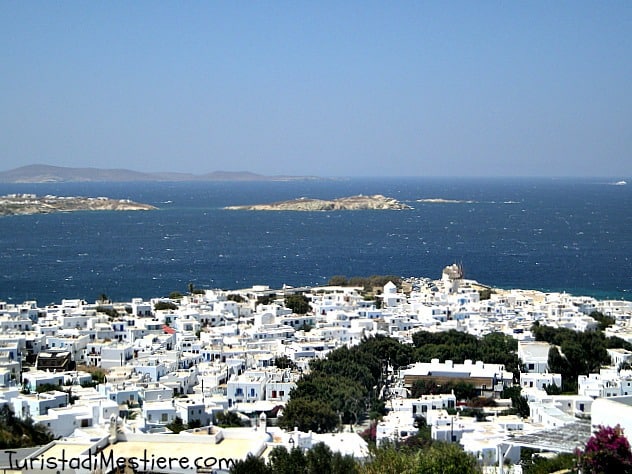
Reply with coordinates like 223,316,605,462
0,194,157,216
225,194,412,211
0,165,318,183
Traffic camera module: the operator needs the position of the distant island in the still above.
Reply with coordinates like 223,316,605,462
416,198,476,204
0,164,320,183
0,194,157,217
225,194,412,211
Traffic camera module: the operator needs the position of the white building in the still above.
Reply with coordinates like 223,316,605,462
578,369,632,398
400,359,513,398
591,396,632,439
520,372,562,391
518,341,551,373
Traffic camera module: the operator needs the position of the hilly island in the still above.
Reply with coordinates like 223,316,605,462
0,164,318,183
0,194,157,217
225,194,411,211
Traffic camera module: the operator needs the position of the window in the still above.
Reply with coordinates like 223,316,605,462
235,388,243,396
161,413,168,422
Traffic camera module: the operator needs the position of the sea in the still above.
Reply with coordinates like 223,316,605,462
0,177,630,305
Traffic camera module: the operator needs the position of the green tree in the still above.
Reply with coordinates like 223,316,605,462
0,405,54,448
267,446,308,474
533,322,622,390
278,399,338,433
229,454,272,474
305,442,358,474
523,452,576,474
36,383,62,393
356,335,414,372
502,386,530,418
360,442,481,474
543,383,563,395
90,367,107,384
96,306,118,318
327,275,348,286
591,311,616,331
216,410,244,427
415,442,482,474
274,355,297,370
166,416,187,433
478,288,493,300
257,294,276,306
285,294,311,314
154,301,178,311
360,445,418,474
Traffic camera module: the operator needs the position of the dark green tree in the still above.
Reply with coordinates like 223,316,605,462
305,442,358,474
327,275,348,286
274,355,297,370
267,446,308,474
543,383,563,395
166,416,187,433
523,452,576,474
360,442,481,474
154,301,178,311
229,454,272,474
227,293,245,303
591,311,616,331
278,399,338,433
502,386,530,418
415,442,482,474
257,294,276,306
285,294,311,314
216,410,244,427
0,405,54,448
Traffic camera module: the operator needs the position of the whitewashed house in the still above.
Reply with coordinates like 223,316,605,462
518,341,551,373
520,372,562,391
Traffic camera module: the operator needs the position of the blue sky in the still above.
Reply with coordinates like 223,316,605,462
1,2,630,177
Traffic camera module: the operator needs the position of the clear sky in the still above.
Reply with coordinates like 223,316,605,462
1,1,630,177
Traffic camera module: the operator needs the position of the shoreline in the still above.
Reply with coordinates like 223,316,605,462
2,279,629,307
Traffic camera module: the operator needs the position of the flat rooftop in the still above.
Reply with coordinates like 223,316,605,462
505,420,592,453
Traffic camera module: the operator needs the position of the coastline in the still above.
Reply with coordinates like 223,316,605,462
0,178,628,305
0,194,157,217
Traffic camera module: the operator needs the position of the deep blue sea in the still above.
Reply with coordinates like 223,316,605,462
0,177,630,305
